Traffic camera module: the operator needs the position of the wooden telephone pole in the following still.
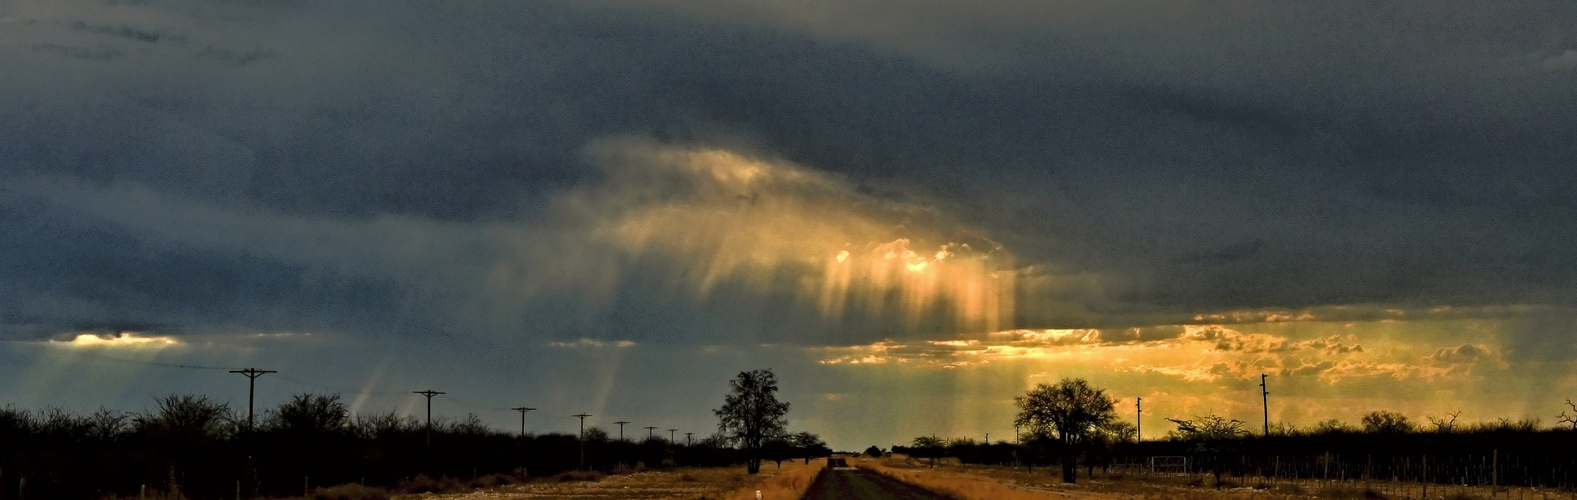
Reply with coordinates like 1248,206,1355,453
510,407,535,436
414,390,446,447
573,414,592,470
229,368,276,432
1260,374,1270,436
1136,397,1142,443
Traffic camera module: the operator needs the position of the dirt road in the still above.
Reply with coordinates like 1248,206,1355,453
802,467,956,500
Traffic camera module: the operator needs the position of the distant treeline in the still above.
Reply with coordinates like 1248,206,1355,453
898,416,1577,489
0,393,828,499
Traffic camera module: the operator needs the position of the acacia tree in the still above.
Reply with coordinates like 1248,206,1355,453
790,431,830,464
1014,378,1118,483
714,369,790,474
1167,414,1247,486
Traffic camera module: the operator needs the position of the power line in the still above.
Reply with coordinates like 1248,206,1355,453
273,374,408,397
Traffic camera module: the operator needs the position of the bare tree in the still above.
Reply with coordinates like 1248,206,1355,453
265,393,349,434
715,369,790,474
1428,411,1462,433
1559,400,1577,431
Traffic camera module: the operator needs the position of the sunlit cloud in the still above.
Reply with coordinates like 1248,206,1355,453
576,137,1017,335
54,332,179,348
549,338,636,349
814,320,1512,386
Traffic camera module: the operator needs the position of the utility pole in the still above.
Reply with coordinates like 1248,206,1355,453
229,368,276,433
668,429,677,442
644,426,657,440
685,432,693,446
414,390,446,447
573,414,591,471
1015,423,1020,444
1136,397,1142,443
510,407,536,437
614,421,631,442
1260,374,1270,437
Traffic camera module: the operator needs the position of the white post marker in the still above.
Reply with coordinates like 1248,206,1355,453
756,490,763,499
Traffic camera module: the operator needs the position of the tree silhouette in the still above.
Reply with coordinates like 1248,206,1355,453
1428,410,1462,433
1014,378,1118,483
911,435,946,467
790,431,830,464
1166,414,1247,487
1360,410,1413,434
1312,418,1353,434
714,369,790,474
1559,400,1577,430
265,393,349,434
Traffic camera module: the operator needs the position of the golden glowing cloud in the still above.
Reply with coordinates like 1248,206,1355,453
57,332,180,348
807,315,1558,437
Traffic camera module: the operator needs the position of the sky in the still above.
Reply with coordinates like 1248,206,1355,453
1,0,1575,451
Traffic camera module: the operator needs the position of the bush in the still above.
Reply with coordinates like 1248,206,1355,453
552,470,606,482
396,474,462,494
310,483,390,500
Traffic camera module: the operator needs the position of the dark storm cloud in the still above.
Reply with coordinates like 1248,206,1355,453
1,0,1574,349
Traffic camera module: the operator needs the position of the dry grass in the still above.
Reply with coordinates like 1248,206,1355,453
857,456,1126,499
857,455,1561,500
714,459,823,500
400,460,820,500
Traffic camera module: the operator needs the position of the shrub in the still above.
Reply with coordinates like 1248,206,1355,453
310,483,391,500
552,470,606,482
1360,411,1413,434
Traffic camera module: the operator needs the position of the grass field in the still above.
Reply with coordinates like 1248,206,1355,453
858,455,1577,500
313,455,1577,499
399,460,820,500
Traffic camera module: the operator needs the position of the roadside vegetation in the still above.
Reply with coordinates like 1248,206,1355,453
0,369,828,499
889,377,1577,498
